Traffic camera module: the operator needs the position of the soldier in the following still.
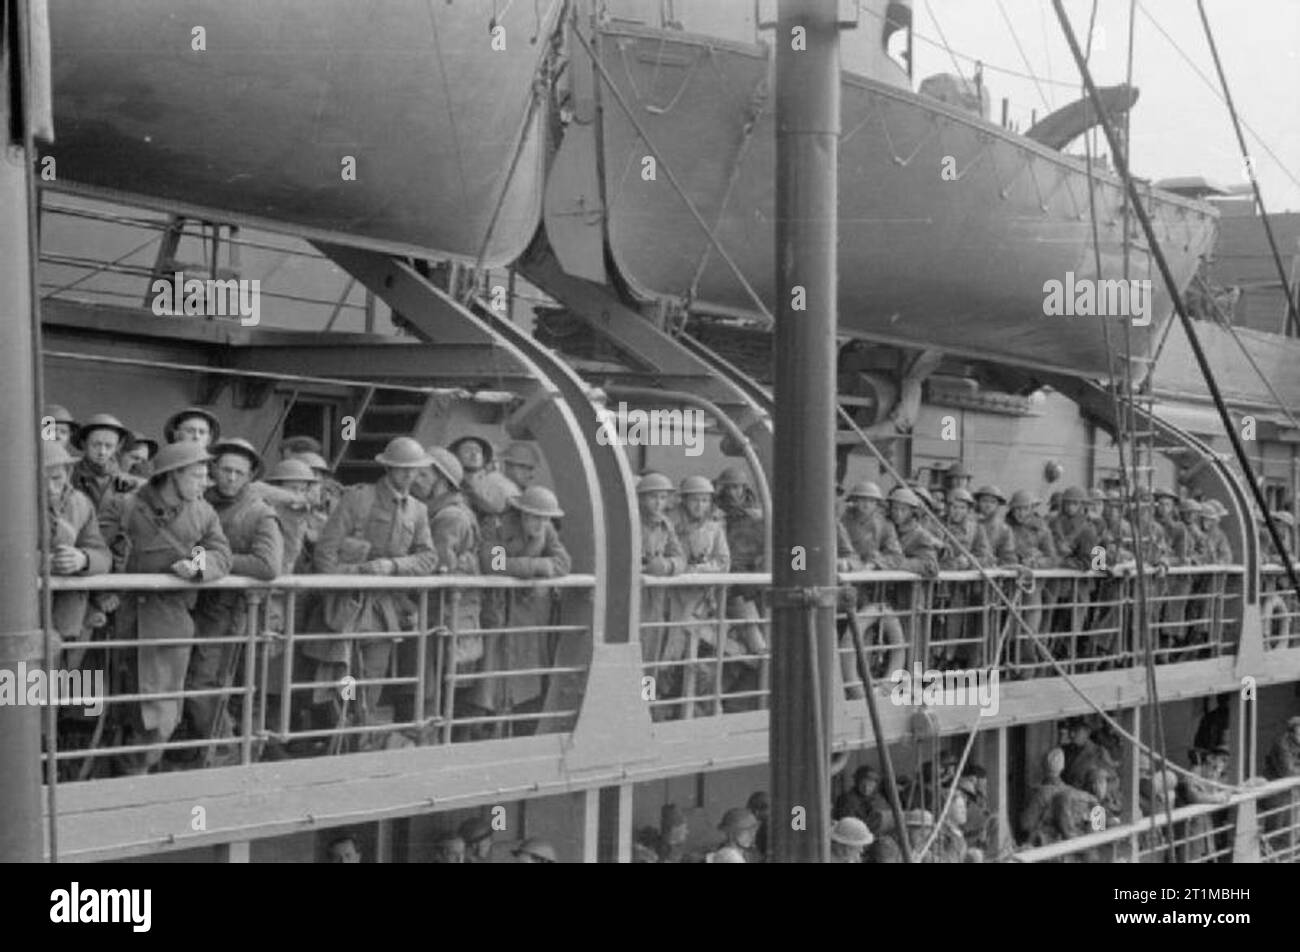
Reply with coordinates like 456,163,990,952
70,413,136,511
119,432,158,480
42,403,78,448
44,441,111,670
833,764,893,838
973,485,1018,566
1005,489,1060,670
1134,490,1172,565
714,468,768,711
459,816,495,864
1049,486,1100,572
259,458,320,755
1261,511,1295,564
99,440,233,775
310,437,437,745
182,438,283,765
669,476,731,717
478,485,571,737
638,472,687,715
940,487,992,569
1179,749,1230,862
886,487,940,578
828,817,873,863
163,406,221,447
1063,718,1118,791
1199,500,1233,564
500,441,542,490
841,480,903,569
902,809,938,863
430,834,466,864
409,447,483,737
715,807,760,858
326,836,361,864
279,434,322,460
452,435,519,658
511,837,558,863
1085,487,1107,528
1099,490,1135,564
943,461,973,495
1018,747,1069,842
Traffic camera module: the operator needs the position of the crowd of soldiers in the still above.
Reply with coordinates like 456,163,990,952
637,459,1256,709
40,403,570,775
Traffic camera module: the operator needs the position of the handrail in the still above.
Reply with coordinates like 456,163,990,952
45,572,597,593
1012,775,1300,863
639,564,1245,588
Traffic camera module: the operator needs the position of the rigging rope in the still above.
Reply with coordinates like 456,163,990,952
995,0,1052,113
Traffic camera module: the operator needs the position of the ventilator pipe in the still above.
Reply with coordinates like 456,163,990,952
602,385,772,565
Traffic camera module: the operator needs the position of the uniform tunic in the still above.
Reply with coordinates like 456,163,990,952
311,480,436,672
668,512,731,655
99,484,232,744
893,520,940,577
842,509,904,568
939,515,992,569
977,513,1018,566
48,482,111,655
429,490,483,666
188,486,283,738
1049,512,1100,571
640,511,687,666
475,509,571,711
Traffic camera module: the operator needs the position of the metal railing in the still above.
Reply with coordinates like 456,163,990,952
44,573,595,778
1012,775,1300,863
1261,564,1300,650
639,565,1245,719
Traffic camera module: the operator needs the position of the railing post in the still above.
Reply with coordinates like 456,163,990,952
278,590,295,739
1231,798,1260,863
414,589,429,734
241,591,262,765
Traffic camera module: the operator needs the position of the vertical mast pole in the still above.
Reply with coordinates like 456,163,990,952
770,0,842,864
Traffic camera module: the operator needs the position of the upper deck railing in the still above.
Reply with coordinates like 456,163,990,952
42,563,1246,778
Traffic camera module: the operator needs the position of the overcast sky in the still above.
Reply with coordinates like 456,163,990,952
909,0,1300,211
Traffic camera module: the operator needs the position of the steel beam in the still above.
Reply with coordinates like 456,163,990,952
770,0,840,864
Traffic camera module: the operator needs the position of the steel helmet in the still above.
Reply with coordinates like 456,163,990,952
715,466,749,488
1105,489,1123,503
829,816,874,848
947,487,975,506
280,435,322,456
164,406,221,443
43,403,77,426
128,431,160,460
637,472,675,495
449,435,494,466
718,807,759,833
945,461,971,479
265,458,319,484
427,446,464,488
150,440,213,477
1179,498,1203,514
291,451,332,474
1136,489,1155,504
72,412,131,449
41,440,78,468
889,487,922,509
1088,488,1108,502
500,441,541,469
846,480,884,501
1061,486,1087,503
1270,511,1295,529
512,837,557,863
1204,499,1225,518
511,485,565,519
1009,489,1036,509
903,809,935,828
974,485,1007,504
211,437,263,476
1153,487,1178,502
374,436,435,468
679,475,715,496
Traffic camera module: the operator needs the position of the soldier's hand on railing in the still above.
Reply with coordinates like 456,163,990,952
51,544,87,575
170,558,200,580
1015,565,1035,593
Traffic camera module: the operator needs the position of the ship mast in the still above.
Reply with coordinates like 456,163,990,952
769,0,843,864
